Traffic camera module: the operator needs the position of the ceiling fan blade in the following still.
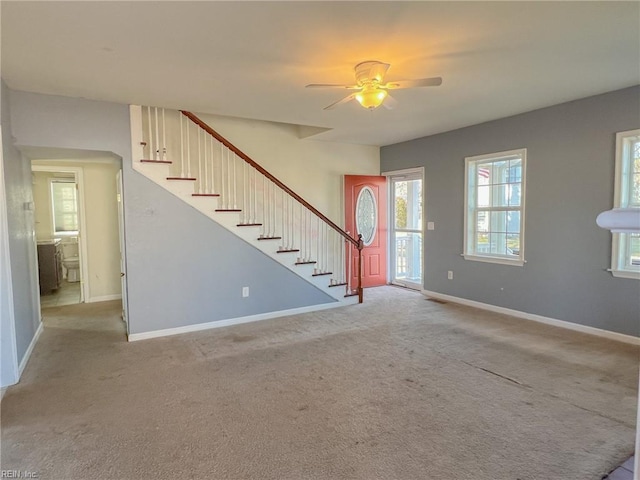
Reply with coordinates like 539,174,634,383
323,93,357,110
383,77,443,89
382,94,398,110
306,83,359,89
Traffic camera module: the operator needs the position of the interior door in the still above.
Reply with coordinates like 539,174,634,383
345,175,387,288
116,170,129,333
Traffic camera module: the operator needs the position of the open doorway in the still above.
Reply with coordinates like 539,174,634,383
32,166,87,307
386,168,424,291
30,156,123,319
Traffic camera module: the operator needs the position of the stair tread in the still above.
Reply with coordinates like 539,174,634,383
141,159,172,164
295,261,316,265
312,272,333,276
167,176,196,181
215,209,242,212
344,292,359,298
328,282,348,287
238,223,263,227
276,249,299,253
258,236,282,240
192,193,220,197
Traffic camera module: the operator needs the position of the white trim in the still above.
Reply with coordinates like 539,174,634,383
610,268,640,280
32,157,121,166
18,322,44,377
128,301,345,342
86,294,122,303
381,166,424,177
422,289,640,346
1,387,7,402
384,167,425,288
31,165,90,303
462,254,525,267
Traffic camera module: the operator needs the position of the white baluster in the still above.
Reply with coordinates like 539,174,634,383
326,223,330,274
298,203,303,261
241,161,246,224
290,196,294,250
232,153,237,210
179,113,185,178
271,182,276,238
154,107,160,160
220,144,226,207
197,128,202,194
253,168,257,226
281,190,286,250
161,108,166,160
347,237,352,293
147,106,153,160
227,149,232,209
261,175,269,237
186,121,191,178
214,136,216,193
203,130,209,194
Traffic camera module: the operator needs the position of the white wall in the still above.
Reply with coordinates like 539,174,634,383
32,160,122,302
1,82,40,386
192,112,380,225
32,171,69,239
0,127,18,387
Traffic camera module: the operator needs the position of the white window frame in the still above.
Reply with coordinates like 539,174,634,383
610,129,640,280
463,148,526,266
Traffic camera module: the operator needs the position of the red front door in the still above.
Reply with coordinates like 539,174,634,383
345,175,387,289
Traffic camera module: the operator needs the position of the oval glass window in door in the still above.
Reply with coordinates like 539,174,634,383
355,186,377,246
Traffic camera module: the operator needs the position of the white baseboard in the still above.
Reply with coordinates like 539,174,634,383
87,294,122,303
18,322,44,377
422,290,640,346
128,300,347,342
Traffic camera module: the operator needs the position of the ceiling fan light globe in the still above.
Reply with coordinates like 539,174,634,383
355,88,388,109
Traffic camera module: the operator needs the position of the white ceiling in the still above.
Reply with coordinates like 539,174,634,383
2,1,639,146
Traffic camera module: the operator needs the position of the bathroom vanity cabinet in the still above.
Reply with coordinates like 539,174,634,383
37,240,63,294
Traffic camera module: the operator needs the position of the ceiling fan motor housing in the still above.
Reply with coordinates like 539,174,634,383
355,60,387,86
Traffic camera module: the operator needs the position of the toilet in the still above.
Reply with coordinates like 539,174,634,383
60,237,80,283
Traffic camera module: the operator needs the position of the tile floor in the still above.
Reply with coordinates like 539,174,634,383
40,280,81,308
602,456,635,480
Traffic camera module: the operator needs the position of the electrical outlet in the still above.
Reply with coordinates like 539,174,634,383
242,287,249,297
447,271,453,280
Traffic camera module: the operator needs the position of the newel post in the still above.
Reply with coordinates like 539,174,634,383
357,234,364,303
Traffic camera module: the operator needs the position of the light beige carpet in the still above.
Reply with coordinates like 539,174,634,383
1,287,638,480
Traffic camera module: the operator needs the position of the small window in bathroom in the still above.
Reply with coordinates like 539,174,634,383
51,180,79,235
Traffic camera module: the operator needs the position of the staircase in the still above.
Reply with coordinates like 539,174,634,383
129,105,363,305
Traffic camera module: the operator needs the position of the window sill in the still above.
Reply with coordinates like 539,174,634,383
609,269,640,280
463,254,525,267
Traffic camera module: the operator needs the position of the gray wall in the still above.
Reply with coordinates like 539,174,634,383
381,86,640,337
7,89,334,335
1,80,40,376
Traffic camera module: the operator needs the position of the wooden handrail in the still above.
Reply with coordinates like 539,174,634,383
181,110,360,249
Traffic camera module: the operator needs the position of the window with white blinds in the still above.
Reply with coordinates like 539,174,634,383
51,180,78,234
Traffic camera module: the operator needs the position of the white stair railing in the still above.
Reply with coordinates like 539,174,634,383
139,106,362,300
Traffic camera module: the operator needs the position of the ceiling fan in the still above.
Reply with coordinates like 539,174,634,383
306,60,442,111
